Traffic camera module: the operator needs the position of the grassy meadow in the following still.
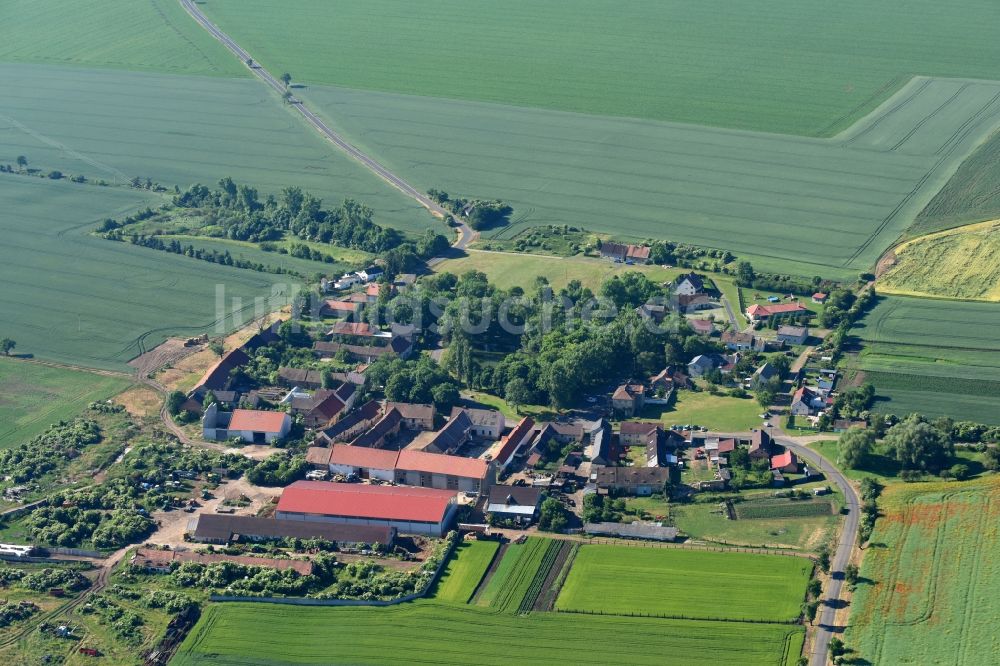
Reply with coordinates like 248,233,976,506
204,0,1000,136
431,540,498,604
0,358,132,448
847,476,1000,663
0,0,242,77
854,296,1000,422
879,220,1000,300
667,500,839,552
0,63,431,234
299,77,1000,277
556,546,811,622
0,176,296,370
638,392,762,432
173,600,804,666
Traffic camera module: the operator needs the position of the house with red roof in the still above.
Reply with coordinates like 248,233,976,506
812,292,828,304
612,383,645,417
276,481,459,537
202,404,291,444
310,443,493,493
492,417,536,470
745,302,809,323
321,299,363,317
770,450,799,473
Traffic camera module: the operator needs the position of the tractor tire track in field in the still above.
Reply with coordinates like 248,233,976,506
176,0,475,252
887,83,969,152
840,78,932,147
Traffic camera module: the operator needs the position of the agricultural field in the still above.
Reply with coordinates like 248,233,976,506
0,176,293,370
434,250,684,293
668,500,839,552
173,600,804,666
555,546,811,622
203,0,1000,136
0,63,430,234
0,0,242,77
878,220,1000,300
853,296,1000,422
475,537,558,613
299,77,1000,277
0,358,132,449
431,540,498,603
846,476,1000,664
913,129,1000,235
639,392,762,432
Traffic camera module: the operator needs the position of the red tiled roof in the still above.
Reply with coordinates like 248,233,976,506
746,303,808,317
277,481,456,523
397,449,489,479
718,438,736,453
494,417,535,465
195,348,250,392
324,299,362,312
228,409,288,433
620,421,660,435
627,245,651,260
328,444,399,470
770,451,796,470
306,447,332,466
329,322,375,336
812,292,828,300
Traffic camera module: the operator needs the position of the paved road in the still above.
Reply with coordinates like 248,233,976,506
719,294,740,330
178,0,474,251
779,437,860,666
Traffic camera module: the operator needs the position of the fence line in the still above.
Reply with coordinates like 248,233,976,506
211,533,460,607
574,535,811,558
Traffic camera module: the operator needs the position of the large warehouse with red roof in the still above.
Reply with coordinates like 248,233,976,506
275,481,459,537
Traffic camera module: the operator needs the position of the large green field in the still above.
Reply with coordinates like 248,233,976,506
847,476,1000,663
854,296,1000,422
0,0,241,77
172,601,804,666
298,77,1000,277
556,546,810,622
0,176,294,370
203,0,1000,136
0,358,132,449
431,540,498,604
0,63,431,234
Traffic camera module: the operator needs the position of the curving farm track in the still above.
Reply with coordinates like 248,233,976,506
177,0,475,251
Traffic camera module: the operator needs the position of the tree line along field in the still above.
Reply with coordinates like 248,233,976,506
0,63,431,235
878,220,1000,300
555,545,811,623
846,476,1000,664
0,359,132,449
0,176,295,371
202,0,1000,136
854,295,1000,422
0,0,243,78
297,77,1000,277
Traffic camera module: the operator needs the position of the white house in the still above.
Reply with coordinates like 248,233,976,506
203,404,291,444
674,273,706,296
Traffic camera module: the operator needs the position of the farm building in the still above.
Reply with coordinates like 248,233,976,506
812,292,828,304
745,302,808,323
288,388,350,429
586,421,614,466
321,299,363,317
275,481,459,537
612,382,645,417
314,400,382,445
202,404,291,444
314,444,493,493
385,402,436,431
277,367,324,390
600,242,651,264
424,409,473,454
776,326,809,345
492,416,536,469
351,407,403,448
188,513,395,547
192,348,250,396
678,293,715,313
618,421,662,447
585,522,677,542
591,466,671,496
453,406,504,440
485,486,544,526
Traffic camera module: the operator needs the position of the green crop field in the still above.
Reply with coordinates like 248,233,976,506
475,537,555,613
431,540,499,604
0,358,132,449
203,0,1000,136
847,476,1000,664
0,176,296,370
879,220,1000,300
173,601,804,666
298,77,1000,277
0,0,242,77
0,63,431,234
556,546,811,622
854,296,1000,422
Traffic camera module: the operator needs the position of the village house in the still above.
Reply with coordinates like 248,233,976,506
289,389,347,429
635,301,669,323
202,404,291,444
748,429,773,460
687,353,738,377
592,466,671,496
674,272,706,296
612,382,646,417
452,407,504,440
492,416,535,469
423,409,473,454
776,325,809,346
812,292,828,304
750,362,780,389
618,421,662,447
721,330,755,351
275,481,459,537
677,293,715,313
587,421,614,466
314,400,382,445
770,450,800,474
600,241,651,264
791,386,824,416
745,302,809,323
485,486,544,526
321,299,363,318
688,318,717,336
385,402,436,431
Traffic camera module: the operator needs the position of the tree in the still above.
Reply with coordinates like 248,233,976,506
884,415,953,472
755,384,776,408
828,637,846,658
165,391,187,416
0,338,14,356
984,447,1000,472
282,90,293,104
735,261,755,286
504,377,531,414
537,498,569,532
208,340,224,357
280,72,292,88
16,155,27,171
838,427,875,469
